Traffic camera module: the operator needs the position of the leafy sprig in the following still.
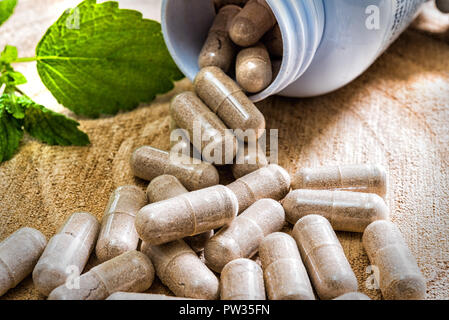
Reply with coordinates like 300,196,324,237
0,0,184,162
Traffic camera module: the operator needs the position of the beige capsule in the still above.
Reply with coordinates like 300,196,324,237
204,199,285,273
0,228,47,296
363,220,426,300
169,117,201,160
436,0,449,13
130,145,219,190
48,250,154,300
220,258,265,300
141,240,219,300
227,164,291,213
263,24,283,57
194,66,266,140
95,186,147,263
146,175,213,252
293,215,358,300
259,232,315,300
136,185,238,245
229,0,276,47
333,292,371,300
107,292,197,300
231,142,269,179
282,189,389,232
198,5,240,72
170,91,237,165
292,164,387,197
236,43,272,93
33,212,100,296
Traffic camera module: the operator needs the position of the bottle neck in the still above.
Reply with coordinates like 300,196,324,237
251,0,325,102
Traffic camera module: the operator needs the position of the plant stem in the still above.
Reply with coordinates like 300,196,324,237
12,57,39,63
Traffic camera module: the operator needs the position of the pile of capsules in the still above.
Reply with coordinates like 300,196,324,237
199,0,283,94
0,161,426,300
0,0,428,301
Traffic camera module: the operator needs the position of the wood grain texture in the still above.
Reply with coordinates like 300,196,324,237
0,0,448,300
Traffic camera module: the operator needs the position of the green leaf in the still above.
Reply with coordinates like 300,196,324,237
36,0,184,117
0,0,17,26
0,93,25,118
0,105,23,162
19,96,90,146
0,70,27,86
0,45,18,63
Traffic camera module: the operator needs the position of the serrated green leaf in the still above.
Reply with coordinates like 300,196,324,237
36,0,184,118
19,97,90,146
0,0,17,26
0,105,23,162
0,45,18,63
0,93,25,118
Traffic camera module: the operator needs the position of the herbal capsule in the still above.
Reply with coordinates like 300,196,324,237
259,232,315,300
107,292,197,300
169,118,200,160
33,212,100,296
48,250,154,300
229,0,276,47
194,66,266,140
231,142,269,179
131,145,219,190
292,164,387,197
0,228,47,296
263,24,283,57
333,292,371,300
136,185,238,245
141,240,219,300
204,199,285,272
227,164,291,213
170,91,237,165
436,0,449,13
214,0,248,10
292,215,358,300
95,186,147,262
198,5,240,72
146,175,213,252
363,220,426,300
220,258,265,300
282,189,389,232
236,43,272,93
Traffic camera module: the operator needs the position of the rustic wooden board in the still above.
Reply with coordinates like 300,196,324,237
0,0,448,300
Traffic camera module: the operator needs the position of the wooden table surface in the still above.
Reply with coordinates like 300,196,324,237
0,0,448,300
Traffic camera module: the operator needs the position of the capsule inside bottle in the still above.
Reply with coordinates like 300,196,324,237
229,0,276,47
236,43,272,93
198,5,241,72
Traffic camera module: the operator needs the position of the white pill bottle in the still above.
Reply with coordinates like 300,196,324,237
161,0,427,100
